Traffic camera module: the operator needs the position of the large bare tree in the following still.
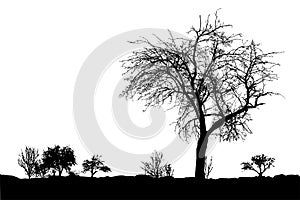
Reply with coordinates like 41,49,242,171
120,11,280,179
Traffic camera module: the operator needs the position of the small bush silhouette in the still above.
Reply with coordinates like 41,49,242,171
18,146,40,179
82,155,111,177
204,156,213,179
241,154,275,177
68,170,80,177
141,151,174,178
164,164,174,177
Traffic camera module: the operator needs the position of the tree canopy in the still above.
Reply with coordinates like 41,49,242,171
42,145,76,176
241,154,275,177
82,155,111,177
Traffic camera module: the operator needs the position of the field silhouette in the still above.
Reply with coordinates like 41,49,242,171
1,174,299,199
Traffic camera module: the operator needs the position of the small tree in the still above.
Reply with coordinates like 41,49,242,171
204,156,213,179
141,151,173,178
42,145,76,176
82,155,111,177
241,154,275,177
18,146,40,179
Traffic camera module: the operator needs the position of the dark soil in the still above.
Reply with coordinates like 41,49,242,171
1,174,299,199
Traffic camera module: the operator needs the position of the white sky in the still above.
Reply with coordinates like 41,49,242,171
0,0,300,179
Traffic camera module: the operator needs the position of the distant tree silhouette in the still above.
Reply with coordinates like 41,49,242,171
42,145,76,177
82,155,111,177
18,146,40,179
204,156,213,179
121,10,281,179
241,154,275,177
141,151,173,178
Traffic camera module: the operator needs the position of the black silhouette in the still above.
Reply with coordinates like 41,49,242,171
99,166,111,173
33,159,49,178
17,146,39,179
241,154,275,177
165,164,174,177
68,170,80,177
82,155,111,177
1,174,300,199
41,145,76,177
1,145,299,199
141,151,174,178
120,10,281,179
1,11,295,200
204,156,213,179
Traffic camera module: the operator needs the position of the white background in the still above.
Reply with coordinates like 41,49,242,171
0,0,300,179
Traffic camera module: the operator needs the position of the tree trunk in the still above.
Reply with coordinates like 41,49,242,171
195,134,209,179
91,170,95,177
192,95,210,179
195,154,205,179
58,169,62,177
194,103,209,179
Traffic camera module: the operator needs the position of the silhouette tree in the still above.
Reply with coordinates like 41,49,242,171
241,154,275,177
18,146,40,179
42,145,76,177
204,156,213,179
120,10,281,179
82,155,111,177
141,151,173,178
